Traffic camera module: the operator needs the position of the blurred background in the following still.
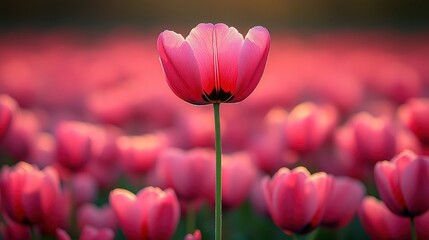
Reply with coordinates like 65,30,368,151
1,1,429,31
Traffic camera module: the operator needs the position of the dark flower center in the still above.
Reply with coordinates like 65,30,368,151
202,88,233,103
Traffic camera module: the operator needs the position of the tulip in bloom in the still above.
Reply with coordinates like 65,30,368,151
358,196,411,240
374,150,429,217
109,187,180,240
262,167,333,235
399,98,429,146
55,121,92,171
0,94,17,140
321,176,365,228
77,203,117,231
157,148,214,201
157,23,270,104
0,162,61,225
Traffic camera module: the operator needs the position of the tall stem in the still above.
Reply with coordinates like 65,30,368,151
213,103,222,240
187,203,196,234
411,217,417,240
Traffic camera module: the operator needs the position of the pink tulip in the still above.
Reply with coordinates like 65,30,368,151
204,152,257,209
157,148,214,201
109,187,180,240
284,102,338,154
69,173,98,206
374,150,429,217
77,204,117,231
117,133,168,176
57,226,114,240
321,176,365,228
0,94,17,141
262,167,333,235
55,121,92,171
0,110,40,161
0,162,61,225
399,98,429,146
157,23,270,105
358,196,410,240
0,214,31,240
184,229,202,240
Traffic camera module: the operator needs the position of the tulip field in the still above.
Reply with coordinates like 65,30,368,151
0,26,429,240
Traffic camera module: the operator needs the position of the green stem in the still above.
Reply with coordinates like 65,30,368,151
213,103,222,240
31,226,39,240
411,217,417,240
187,203,196,234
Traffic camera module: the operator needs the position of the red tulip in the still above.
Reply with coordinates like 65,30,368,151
0,214,31,240
69,173,98,206
358,196,411,240
262,167,333,235
157,23,270,105
77,204,117,231
109,187,180,240
321,176,365,228
0,94,17,141
184,229,202,240
374,150,429,217
157,148,214,201
0,162,61,225
55,121,92,171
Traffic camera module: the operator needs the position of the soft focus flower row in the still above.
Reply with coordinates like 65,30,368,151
0,30,428,239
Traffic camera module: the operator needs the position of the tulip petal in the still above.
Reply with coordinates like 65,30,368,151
157,31,205,104
374,161,405,215
147,189,180,240
109,189,142,240
400,157,429,216
232,26,270,102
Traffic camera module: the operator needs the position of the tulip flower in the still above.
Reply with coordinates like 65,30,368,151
157,23,270,105
55,121,92,171
262,167,333,235
0,162,62,225
158,22,270,240
321,176,365,229
374,150,429,217
77,204,117,231
359,196,411,240
399,98,429,147
0,94,17,141
109,187,180,240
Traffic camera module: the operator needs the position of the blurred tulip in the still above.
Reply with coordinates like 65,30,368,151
374,150,429,217
358,196,410,240
0,162,61,225
284,102,337,154
157,148,214,201
249,176,269,216
109,187,180,240
70,173,98,206
262,167,333,235
157,23,270,104
57,226,114,240
117,133,168,176
399,98,429,146
0,214,31,240
27,132,55,168
321,176,365,228
77,204,117,231
185,229,202,240
0,110,40,161
336,112,396,166
0,94,17,141
55,121,92,171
